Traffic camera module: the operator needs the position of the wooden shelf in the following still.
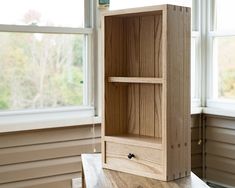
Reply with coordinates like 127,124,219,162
105,134,162,150
108,77,163,84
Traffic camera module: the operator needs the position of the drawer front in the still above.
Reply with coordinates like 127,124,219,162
105,142,163,177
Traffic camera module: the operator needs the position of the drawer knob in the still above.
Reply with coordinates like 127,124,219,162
127,153,135,159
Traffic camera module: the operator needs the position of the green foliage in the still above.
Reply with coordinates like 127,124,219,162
219,68,235,99
0,85,10,109
0,32,84,111
217,37,235,99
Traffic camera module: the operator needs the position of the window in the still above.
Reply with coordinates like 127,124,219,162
0,0,93,112
207,0,235,108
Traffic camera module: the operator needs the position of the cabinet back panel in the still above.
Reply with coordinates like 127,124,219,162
125,17,140,135
139,15,155,137
105,16,127,135
105,13,162,78
105,83,162,138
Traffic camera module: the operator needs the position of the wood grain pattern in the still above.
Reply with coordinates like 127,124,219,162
166,5,191,180
104,17,127,136
154,14,163,138
105,134,162,149
139,15,155,137
166,5,179,179
126,17,140,135
82,154,209,188
184,6,191,179
105,142,163,178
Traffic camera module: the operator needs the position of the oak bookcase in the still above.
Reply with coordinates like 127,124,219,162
101,4,191,181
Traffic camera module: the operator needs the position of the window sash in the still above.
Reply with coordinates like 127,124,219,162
0,0,95,114
206,0,235,109
0,24,93,34
190,0,201,108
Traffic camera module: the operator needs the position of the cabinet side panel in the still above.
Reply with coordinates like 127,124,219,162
154,14,163,138
184,6,191,177
139,15,155,137
105,17,127,135
125,17,140,135
166,6,191,180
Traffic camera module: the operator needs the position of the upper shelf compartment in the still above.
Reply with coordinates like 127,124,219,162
105,10,163,79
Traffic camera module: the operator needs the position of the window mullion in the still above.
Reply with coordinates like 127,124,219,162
0,24,93,34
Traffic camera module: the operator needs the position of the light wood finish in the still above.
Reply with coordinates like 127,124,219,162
125,16,140,135
108,77,163,84
105,134,162,149
166,5,191,180
82,154,209,188
102,4,191,181
0,124,101,187
139,15,155,137
105,142,163,179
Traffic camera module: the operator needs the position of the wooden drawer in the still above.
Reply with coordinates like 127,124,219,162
104,141,163,179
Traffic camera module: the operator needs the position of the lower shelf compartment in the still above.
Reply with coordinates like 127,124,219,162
104,134,162,150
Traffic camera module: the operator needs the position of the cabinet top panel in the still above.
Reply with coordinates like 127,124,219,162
102,4,190,17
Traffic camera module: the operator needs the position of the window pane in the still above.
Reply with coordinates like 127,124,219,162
0,0,84,27
214,0,235,32
192,0,199,31
215,37,235,99
0,32,84,111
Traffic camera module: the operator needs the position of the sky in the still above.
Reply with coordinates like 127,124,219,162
0,0,84,27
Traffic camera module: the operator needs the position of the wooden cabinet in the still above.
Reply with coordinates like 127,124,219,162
101,4,191,181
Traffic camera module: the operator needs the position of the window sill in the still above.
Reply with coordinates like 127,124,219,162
2,106,234,133
203,107,235,118
191,107,203,115
191,106,235,118
0,106,102,133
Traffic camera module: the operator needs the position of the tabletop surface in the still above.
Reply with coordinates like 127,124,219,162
81,154,210,188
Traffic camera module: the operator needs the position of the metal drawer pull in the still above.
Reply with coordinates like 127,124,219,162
127,153,135,159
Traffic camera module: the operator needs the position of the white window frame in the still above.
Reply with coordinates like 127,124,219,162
206,0,235,110
0,0,101,132
191,0,201,108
